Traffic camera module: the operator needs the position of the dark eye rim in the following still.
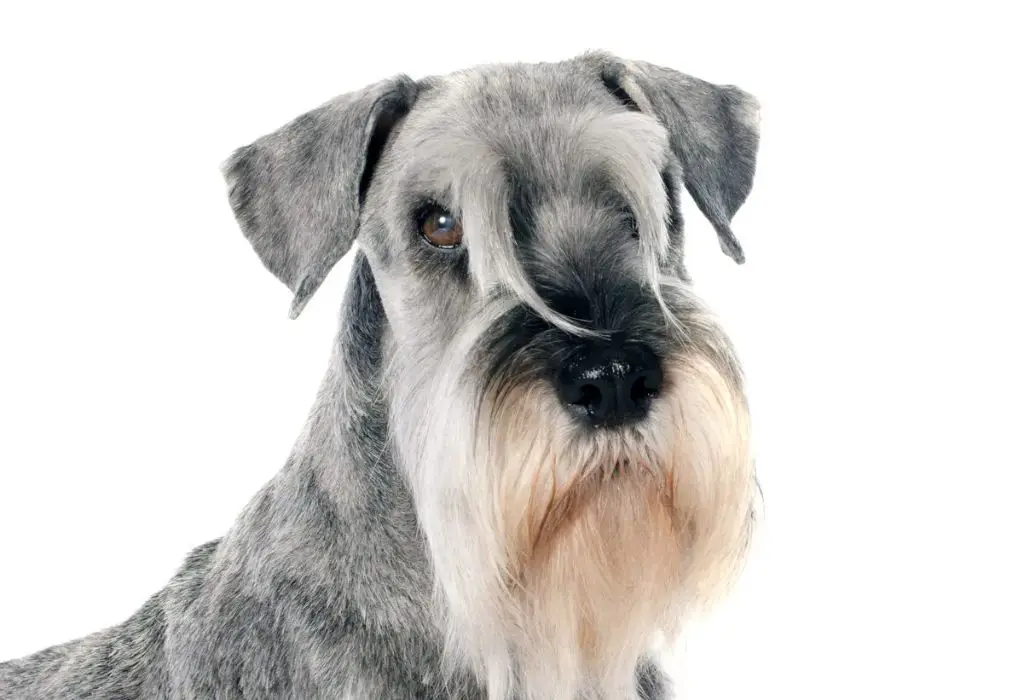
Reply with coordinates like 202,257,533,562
414,201,463,249
621,206,640,239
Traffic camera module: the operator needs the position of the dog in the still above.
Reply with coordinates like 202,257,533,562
0,51,760,699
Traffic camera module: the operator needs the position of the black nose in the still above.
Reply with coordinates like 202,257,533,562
554,340,663,427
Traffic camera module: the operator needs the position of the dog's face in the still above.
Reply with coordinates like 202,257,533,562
225,52,759,700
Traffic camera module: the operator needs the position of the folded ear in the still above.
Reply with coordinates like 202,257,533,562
591,54,760,263
223,75,418,318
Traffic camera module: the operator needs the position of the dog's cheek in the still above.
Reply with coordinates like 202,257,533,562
659,355,757,606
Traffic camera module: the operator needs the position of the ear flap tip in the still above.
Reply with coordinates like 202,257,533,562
288,288,314,319
713,225,746,264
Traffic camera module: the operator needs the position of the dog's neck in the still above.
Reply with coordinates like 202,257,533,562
237,252,666,698
216,252,485,695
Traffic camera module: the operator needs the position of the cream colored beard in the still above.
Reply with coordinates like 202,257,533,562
473,354,757,700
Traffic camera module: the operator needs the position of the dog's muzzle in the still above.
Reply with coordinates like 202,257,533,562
553,337,663,428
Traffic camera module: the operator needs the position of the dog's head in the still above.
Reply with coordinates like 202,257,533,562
224,52,760,700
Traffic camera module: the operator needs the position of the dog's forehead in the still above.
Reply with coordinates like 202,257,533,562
390,61,670,198
428,60,608,119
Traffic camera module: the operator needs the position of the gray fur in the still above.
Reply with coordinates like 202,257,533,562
0,51,758,699
225,75,419,318
597,56,759,263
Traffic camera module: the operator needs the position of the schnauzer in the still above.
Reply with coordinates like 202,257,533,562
0,51,760,699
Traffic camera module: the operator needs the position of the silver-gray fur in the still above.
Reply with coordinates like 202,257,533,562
0,51,760,699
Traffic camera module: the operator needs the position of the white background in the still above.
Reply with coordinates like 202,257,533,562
1,2,1021,698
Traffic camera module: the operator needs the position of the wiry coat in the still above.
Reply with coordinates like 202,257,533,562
0,259,668,699
0,51,759,699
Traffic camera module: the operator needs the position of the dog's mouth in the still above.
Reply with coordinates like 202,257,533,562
603,455,663,483
606,458,647,481
516,455,671,554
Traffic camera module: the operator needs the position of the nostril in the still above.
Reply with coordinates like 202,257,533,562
573,383,604,410
630,366,663,402
629,373,659,405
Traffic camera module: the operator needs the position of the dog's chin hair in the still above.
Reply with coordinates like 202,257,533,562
385,282,757,699
493,357,754,700
393,314,756,700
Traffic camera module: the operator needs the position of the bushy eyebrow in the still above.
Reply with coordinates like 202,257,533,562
395,105,675,337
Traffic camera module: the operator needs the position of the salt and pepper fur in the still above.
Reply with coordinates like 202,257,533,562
0,51,760,699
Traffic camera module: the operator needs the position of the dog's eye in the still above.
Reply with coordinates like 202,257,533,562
622,208,640,239
418,205,463,248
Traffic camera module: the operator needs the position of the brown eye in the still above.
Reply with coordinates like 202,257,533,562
419,205,463,248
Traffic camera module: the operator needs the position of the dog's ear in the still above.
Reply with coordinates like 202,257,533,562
223,76,418,318
592,55,760,264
